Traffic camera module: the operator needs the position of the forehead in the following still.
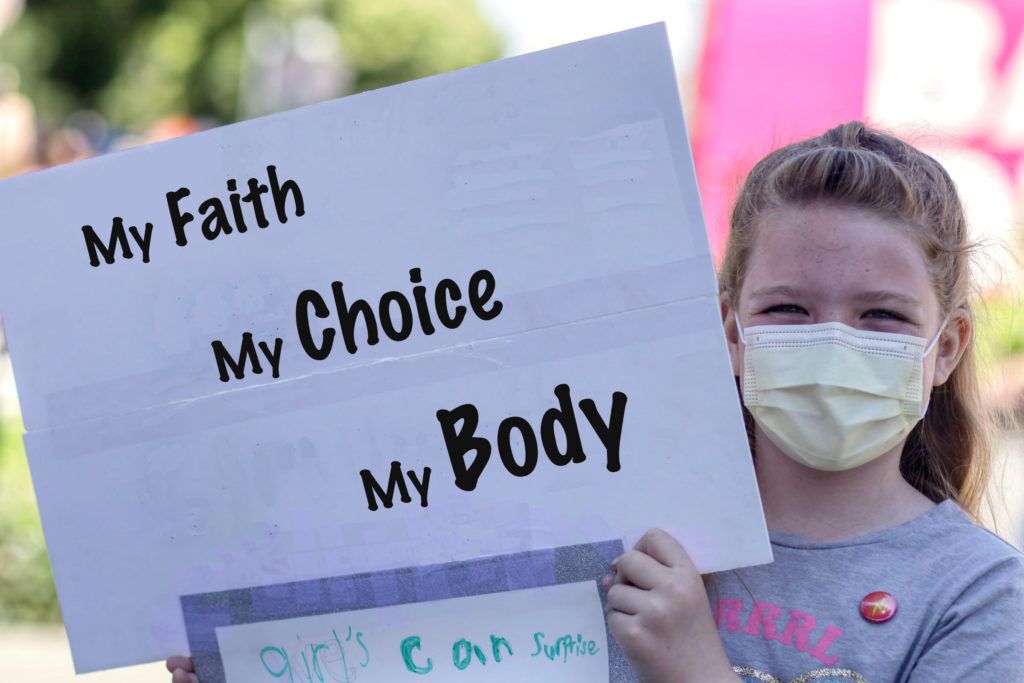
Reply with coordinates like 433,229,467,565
741,204,934,302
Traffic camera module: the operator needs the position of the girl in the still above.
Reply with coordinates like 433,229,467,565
603,122,1024,682
168,122,1024,682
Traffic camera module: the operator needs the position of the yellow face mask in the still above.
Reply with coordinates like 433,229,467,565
736,316,947,471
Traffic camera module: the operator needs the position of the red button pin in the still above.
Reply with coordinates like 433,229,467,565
860,591,897,623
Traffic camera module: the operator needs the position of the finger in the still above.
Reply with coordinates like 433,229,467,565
605,583,648,615
612,549,666,590
605,610,639,649
635,528,694,570
605,609,632,636
166,657,195,673
171,669,199,683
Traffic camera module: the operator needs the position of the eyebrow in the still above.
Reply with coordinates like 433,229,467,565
747,285,806,300
853,290,921,306
748,285,921,307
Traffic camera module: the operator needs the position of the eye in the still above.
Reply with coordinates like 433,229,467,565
863,308,909,322
762,303,808,315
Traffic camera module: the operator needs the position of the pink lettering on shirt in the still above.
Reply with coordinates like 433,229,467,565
808,624,843,665
743,601,783,640
716,598,745,632
778,608,816,651
715,598,845,666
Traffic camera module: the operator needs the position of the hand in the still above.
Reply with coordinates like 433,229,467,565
166,656,198,683
603,529,739,683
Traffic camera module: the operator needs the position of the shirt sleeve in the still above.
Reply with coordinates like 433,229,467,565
908,555,1024,681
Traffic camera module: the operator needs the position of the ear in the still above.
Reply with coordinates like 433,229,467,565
932,309,971,387
720,292,743,378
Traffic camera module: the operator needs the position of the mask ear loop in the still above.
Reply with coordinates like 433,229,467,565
918,315,951,417
733,313,754,409
922,316,951,358
734,312,748,346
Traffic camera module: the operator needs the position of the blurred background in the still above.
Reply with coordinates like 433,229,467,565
0,0,1021,680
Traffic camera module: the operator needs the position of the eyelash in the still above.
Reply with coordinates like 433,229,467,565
763,304,804,314
864,308,908,322
761,304,909,322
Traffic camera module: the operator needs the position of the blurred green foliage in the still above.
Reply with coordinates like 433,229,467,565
978,295,1024,364
0,0,501,129
0,418,60,622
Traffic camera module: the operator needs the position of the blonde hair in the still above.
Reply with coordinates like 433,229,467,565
718,121,992,519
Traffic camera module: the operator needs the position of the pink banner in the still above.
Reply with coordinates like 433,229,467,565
693,0,1024,268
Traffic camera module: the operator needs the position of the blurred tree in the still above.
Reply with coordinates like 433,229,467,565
0,0,501,130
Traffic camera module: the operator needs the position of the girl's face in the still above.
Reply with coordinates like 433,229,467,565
722,203,968,392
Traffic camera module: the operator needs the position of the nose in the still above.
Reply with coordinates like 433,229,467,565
815,307,858,327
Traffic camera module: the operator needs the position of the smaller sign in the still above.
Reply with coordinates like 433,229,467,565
219,582,607,682
182,540,634,683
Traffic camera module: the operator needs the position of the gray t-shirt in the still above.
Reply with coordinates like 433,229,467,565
708,499,1024,682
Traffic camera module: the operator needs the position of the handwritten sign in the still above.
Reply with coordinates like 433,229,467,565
0,24,771,672
217,582,608,682
181,540,631,683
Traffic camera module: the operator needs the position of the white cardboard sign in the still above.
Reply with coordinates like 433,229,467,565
0,24,770,672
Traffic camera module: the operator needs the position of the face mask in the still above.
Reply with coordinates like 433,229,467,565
736,315,947,472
